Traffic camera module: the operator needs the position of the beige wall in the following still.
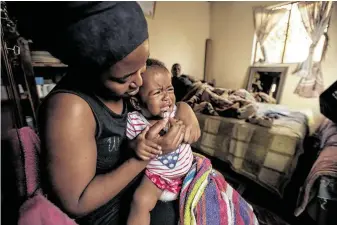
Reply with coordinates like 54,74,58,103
146,1,210,80
210,2,337,121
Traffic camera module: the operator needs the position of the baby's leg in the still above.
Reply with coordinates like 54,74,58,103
127,176,162,225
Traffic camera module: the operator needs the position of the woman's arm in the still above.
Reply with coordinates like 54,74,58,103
175,102,200,144
39,93,148,217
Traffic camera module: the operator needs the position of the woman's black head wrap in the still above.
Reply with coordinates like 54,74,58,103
30,1,148,71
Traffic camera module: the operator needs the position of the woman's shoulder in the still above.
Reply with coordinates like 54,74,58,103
38,92,96,133
41,92,92,117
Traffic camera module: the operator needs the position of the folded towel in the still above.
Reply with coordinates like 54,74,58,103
179,153,259,225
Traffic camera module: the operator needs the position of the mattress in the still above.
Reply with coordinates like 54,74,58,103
192,103,309,196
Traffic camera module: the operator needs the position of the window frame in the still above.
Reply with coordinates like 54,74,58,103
252,2,331,65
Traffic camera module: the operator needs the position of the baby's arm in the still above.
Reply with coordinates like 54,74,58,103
127,115,162,161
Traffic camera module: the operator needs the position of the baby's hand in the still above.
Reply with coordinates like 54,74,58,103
158,118,185,154
134,126,162,161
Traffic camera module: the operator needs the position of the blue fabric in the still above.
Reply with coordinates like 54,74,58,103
158,150,180,169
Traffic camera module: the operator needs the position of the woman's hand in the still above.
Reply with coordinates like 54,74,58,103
175,102,201,144
130,126,162,161
145,118,185,154
158,118,185,154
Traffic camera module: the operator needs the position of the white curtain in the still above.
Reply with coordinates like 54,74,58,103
253,7,288,63
293,1,333,98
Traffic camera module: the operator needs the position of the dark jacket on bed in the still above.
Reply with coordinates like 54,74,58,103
172,75,193,102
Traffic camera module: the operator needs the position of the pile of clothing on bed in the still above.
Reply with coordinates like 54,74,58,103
295,118,337,217
181,82,277,127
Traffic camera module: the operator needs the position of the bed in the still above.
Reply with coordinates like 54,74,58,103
191,103,309,197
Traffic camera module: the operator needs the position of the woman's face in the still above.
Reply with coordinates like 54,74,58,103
99,39,150,98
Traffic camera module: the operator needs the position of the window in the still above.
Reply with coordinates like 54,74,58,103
253,3,329,64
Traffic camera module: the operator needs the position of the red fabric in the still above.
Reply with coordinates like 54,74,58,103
7,127,79,225
18,193,78,225
7,129,27,199
295,118,337,216
7,127,41,198
145,170,183,194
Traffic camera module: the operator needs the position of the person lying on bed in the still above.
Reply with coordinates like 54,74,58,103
171,63,194,101
127,59,194,225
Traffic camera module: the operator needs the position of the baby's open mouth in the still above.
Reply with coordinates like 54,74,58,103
161,104,172,118
161,105,171,112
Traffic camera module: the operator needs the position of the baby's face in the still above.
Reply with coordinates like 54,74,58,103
138,67,175,118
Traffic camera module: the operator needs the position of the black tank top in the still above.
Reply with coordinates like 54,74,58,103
42,74,140,225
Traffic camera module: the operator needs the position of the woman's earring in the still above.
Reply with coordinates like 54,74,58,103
130,97,141,110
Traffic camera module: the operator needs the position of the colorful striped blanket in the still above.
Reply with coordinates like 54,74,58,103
179,153,259,225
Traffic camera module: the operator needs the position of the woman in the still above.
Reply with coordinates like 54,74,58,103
29,2,200,225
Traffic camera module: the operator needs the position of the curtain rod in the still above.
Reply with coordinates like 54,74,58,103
265,1,299,10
